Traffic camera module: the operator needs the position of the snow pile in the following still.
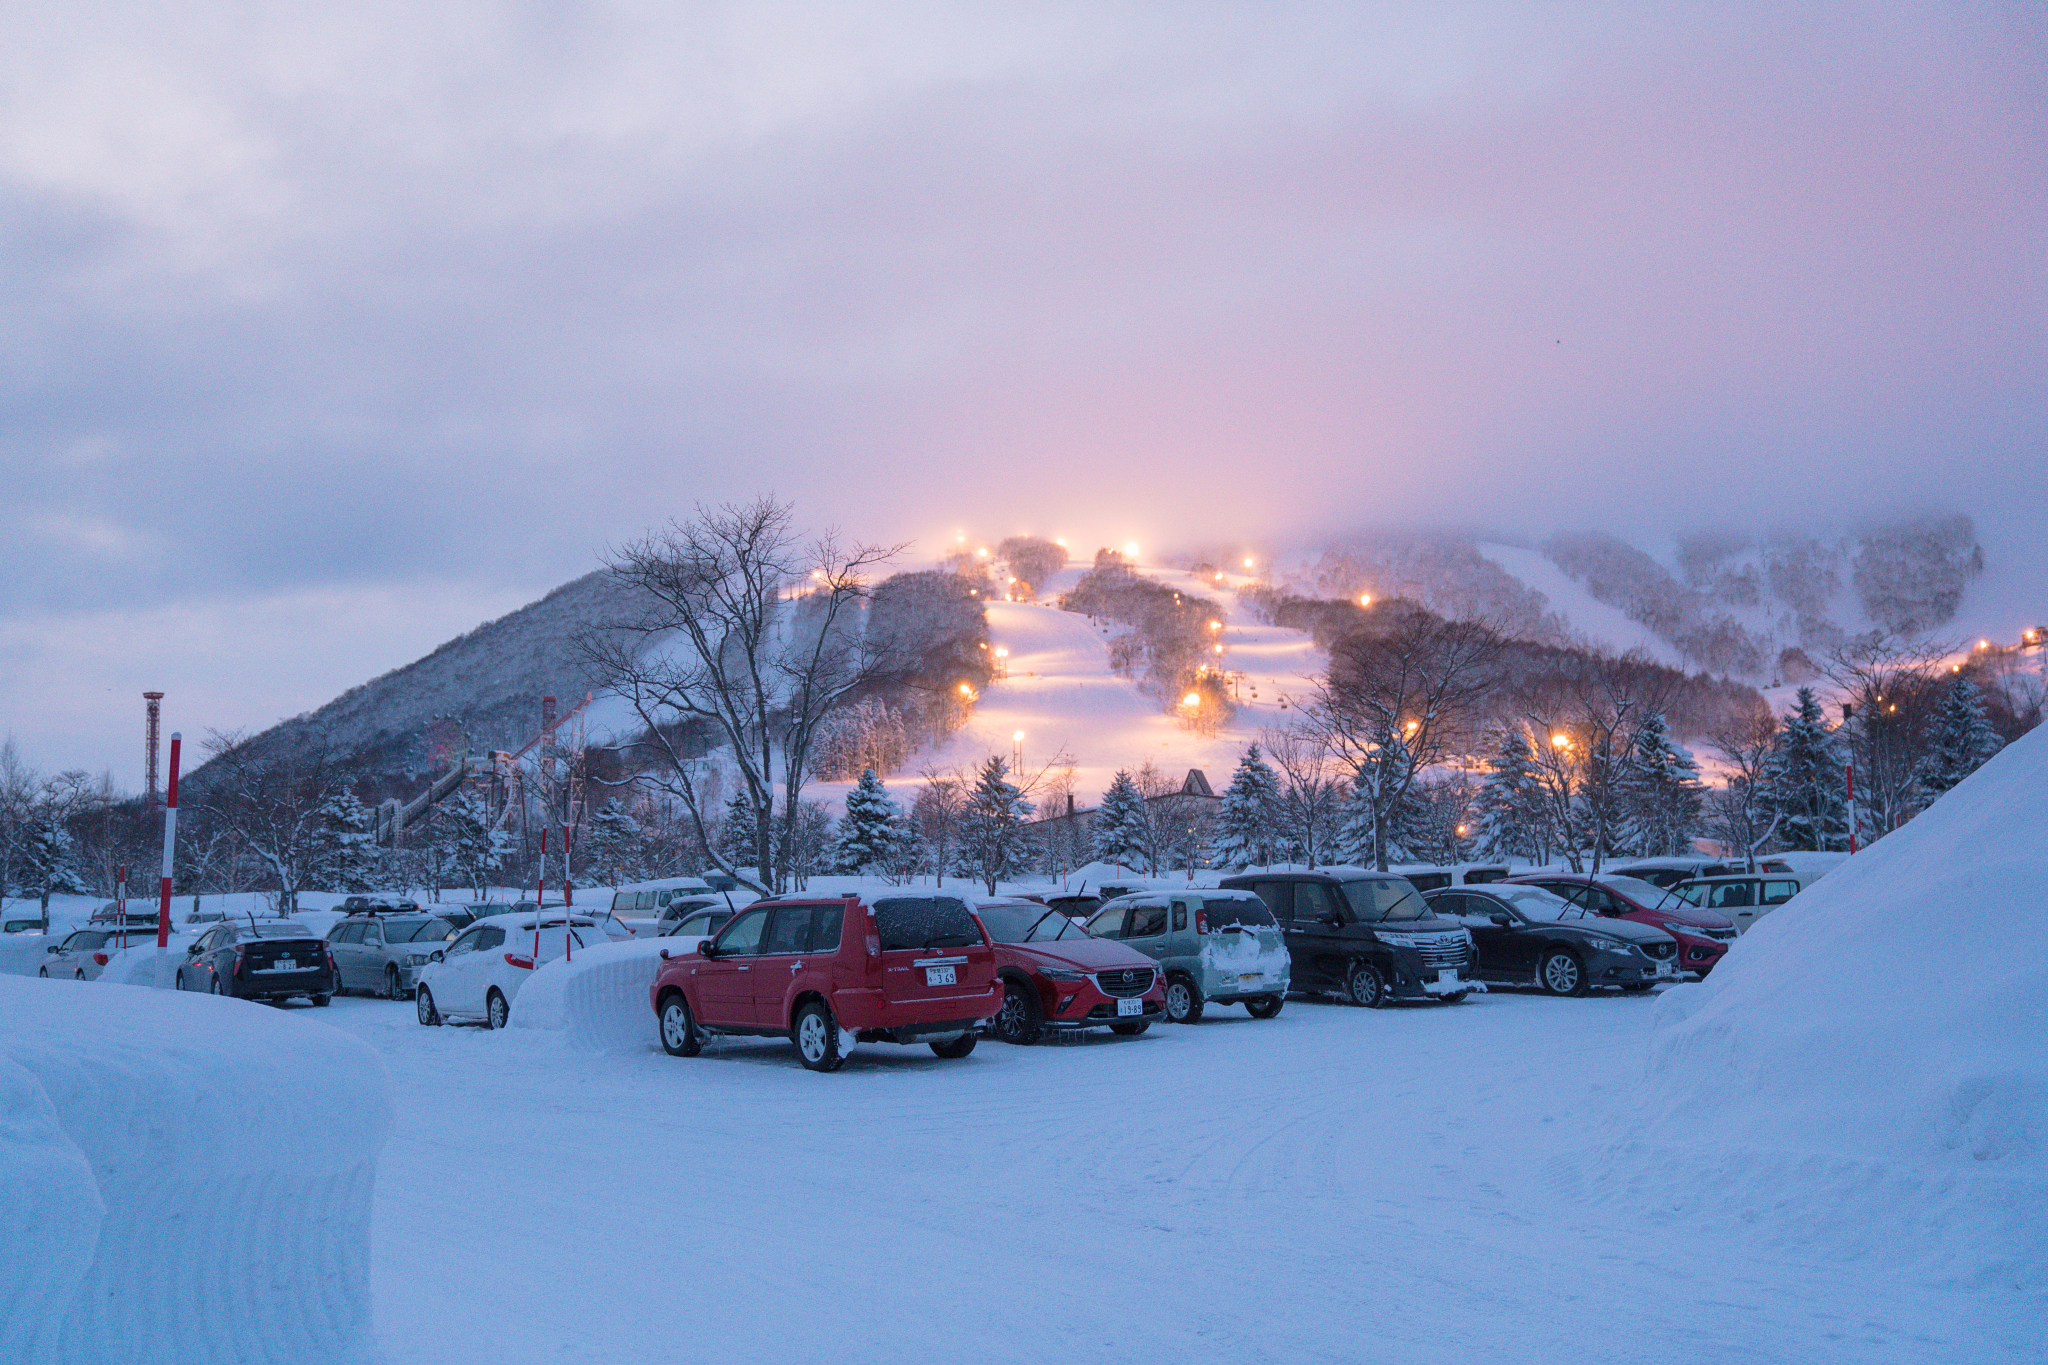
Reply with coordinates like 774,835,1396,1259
512,937,672,1052
0,976,392,1363
1621,724,2048,1289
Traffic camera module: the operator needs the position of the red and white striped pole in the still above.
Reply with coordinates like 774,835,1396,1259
157,733,181,949
535,828,547,964
115,865,127,950
1846,763,1857,854
560,822,572,963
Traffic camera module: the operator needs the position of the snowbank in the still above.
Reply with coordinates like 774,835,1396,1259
511,937,671,1052
0,976,392,1363
1616,725,2048,1289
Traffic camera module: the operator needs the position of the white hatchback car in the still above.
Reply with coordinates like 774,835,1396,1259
412,912,608,1029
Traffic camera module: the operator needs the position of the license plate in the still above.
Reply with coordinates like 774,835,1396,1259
924,965,956,987
1116,996,1143,1017
1437,968,1456,984
275,958,296,971
1657,961,1676,977
1238,973,1261,986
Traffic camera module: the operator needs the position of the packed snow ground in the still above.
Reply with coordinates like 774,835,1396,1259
323,986,2033,1365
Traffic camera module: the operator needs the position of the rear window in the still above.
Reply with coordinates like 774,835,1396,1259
1463,868,1509,885
873,897,980,951
1199,896,1276,929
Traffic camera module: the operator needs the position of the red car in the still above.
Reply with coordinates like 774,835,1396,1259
973,899,1167,1043
1506,873,1740,975
650,892,1001,1072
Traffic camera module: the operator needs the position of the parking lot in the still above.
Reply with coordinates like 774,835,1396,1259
319,985,2027,1364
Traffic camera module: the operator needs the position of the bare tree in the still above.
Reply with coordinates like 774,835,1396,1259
1313,610,1500,870
195,731,346,912
1825,632,1951,839
583,497,901,895
1706,710,1782,871
1264,725,1344,868
912,766,968,887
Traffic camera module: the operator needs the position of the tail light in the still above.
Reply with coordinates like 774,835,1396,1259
1195,910,1208,935
504,953,535,970
233,947,245,976
93,952,109,966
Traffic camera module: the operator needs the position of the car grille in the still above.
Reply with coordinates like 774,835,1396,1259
1093,967,1156,998
1643,940,1677,960
1414,935,1469,969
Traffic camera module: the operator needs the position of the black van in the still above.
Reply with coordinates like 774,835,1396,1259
1217,870,1475,1006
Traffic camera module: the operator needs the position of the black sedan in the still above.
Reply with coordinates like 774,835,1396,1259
176,920,337,1005
1421,885,1679,996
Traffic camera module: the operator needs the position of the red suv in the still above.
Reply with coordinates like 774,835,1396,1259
973,899,1166,1043
1506,873,1739,975
650,892,1001,1071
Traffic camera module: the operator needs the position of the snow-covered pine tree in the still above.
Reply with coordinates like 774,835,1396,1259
431,790,512,897
1334,774,1379,867
1917,675,2002,800
1211,745,1281,870
18,808,87,911
714,790,758,871
313,786,380,893
957,756,1035,894
1620,712,1705,857
828,768,904,874
1089,769,1150,871
1764,687,1849,851
880,818,928,885
1475,728,1543,863
580,800,648,886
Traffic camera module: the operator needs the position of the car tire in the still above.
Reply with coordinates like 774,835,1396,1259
991,977,1044,1045
1108,1022,1149,1037
486,988,510,1030
37,966,48,978
929,1032,977,1059
385,965,406,1001
1345,961,1389,1008
657,990,700,1057
209,975,223,996
417,986,442,1026
1621,982,1655,995
1438,991,1469,1005
74,969,86,980
793,1000,845,1072
1163,975,1204,1024
312,994,331,1007
1245,994,1284,1019
1539,950,1587,997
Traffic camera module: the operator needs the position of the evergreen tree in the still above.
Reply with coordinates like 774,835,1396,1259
828,768,904,874
957,756,1035,894
1334,775,1379,867
580,800,648,886
1620,713,1705,857
1475,728,1544,863
313,786,380,892
1089,769,1151,871
431,790,512,897
1211,745,1281,870
714,790,758,870
1764,687,1849,851
1917,675,2002,800
19,808,87,911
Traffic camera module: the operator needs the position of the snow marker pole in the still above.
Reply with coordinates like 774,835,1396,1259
535,828,546,964
1846,764,1857,854
157,734,181,950
115,865,127,950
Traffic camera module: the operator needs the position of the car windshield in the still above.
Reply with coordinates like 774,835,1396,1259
1594,875,1668,906
1338,878,1430,922
977,903,1087,943
1490,886,1577,921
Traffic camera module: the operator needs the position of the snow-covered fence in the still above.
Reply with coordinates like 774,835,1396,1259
511,937,670,1052
0,976,392,1364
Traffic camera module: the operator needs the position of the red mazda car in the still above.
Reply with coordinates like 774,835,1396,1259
650,892,1002,1071
1506,872,1740,975
973,899,1167,1043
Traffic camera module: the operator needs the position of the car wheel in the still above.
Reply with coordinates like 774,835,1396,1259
1108,1021,1149,1037
486,988,510,1030
416,986,442,1026
929,1032,977,1059
793,1000,845,1072
1345,961,1389,1008
1438,991,1469,1005
74,969,86,980
37,966,47,978
1245,994,1284,1019
1163,975,1204,1024
991,977,1044,1045
1621,982,1655,995
311,994,331,1007
657,991,700,1057
1539,950,1587,997
209,975,223,995
385,965,406,1001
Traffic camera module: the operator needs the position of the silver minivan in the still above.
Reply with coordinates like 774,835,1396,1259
1089,889,1291,1023
328,913,460,999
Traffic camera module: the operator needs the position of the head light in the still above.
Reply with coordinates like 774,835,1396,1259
1043,967,1086,983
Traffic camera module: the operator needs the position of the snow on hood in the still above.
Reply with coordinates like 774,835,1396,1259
1632,722,2048,1288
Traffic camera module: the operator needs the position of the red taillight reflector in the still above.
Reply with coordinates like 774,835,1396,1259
1195,910,1208,935
504,953,535,970
93,952,109,966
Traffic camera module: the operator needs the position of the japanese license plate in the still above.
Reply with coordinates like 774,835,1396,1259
924,965,956,987
1656,961,1676,977
1436,968,1456,984
275,958,297,971
1116,996,1143,1017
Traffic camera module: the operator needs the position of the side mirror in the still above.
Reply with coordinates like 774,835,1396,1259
46,943,61,953
697,940,716,958
186,943,202,956
430,949,444,963
1319,914,1342,928
658,948,671,961
1490,913,1513,927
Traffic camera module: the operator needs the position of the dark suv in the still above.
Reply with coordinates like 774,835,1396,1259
1217,870,1474,1006
650,892,1002,1071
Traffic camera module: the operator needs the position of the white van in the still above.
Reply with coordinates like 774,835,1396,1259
1391,863,1514,893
